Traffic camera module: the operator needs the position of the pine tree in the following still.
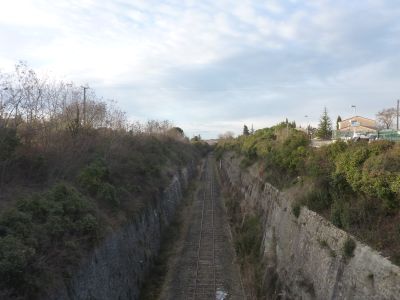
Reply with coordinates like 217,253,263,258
336,115,342,130
250,124,254,135
243,124,250,136
316,107,332,140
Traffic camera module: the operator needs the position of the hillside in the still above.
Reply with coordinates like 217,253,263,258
216,122,400,265
0,64,209,299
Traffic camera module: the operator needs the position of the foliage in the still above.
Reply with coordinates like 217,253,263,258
343,237,356,258
78,159,109,195
0,127,19,160
243,124,250,136
316,107,332,140
217,122,400,265
292,202,301,218
336,115,342,130
235,216,263,260
0,62,205,298
0,184,101,297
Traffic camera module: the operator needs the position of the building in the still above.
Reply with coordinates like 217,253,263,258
336,116,377,139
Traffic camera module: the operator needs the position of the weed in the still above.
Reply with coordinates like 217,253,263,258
318,239,329,248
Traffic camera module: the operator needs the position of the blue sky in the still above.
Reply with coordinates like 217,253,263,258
1,0,400,138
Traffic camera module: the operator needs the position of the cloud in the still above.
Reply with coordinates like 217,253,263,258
1,0,400,138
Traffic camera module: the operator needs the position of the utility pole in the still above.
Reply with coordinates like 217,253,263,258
81,85,89,127
0,88,7,126
305,115,310,139
397,99,399,131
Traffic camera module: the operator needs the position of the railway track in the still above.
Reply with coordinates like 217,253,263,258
193,159,216,299
160,154,245,300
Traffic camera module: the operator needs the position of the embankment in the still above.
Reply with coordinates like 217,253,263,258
55,164,195,300
220,152,400,299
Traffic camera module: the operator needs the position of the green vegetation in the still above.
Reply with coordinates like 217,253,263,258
292,202,301,218
243,124,250,136
316,107,333,140
0,184,101,298
216,122,400,265
222,185,269,299
343,237,356,259
0,63,210,298
235,216,263,259
336,116,342,130
0,130,206,298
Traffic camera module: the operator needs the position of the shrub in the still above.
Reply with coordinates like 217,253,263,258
343,237,356,258
330,201,351,230
78,160,109,195
0,235,35,290
303,190,332,212
98,183,119,208
292,203,301,218
0,127,20,160
0,183,101,296
235,215,263,260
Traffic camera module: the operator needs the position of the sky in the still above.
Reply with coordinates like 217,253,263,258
1,0,400,138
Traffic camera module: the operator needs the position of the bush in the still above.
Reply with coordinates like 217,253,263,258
330,200,351,230
78,160,109,195
98,183,119,208
303,190,332,212
343,237,356,258
292,203,301,218
0,127,20,160
0,184,101,296
235,215,263,260
0,235,35,289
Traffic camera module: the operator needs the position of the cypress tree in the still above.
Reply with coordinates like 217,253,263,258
336,115,342,130
243,124,250,136
316,107,333,139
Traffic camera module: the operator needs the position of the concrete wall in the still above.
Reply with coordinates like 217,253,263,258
54,164,195,300
221,153,400,300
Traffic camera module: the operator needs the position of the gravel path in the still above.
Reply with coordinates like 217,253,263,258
159,155,245,300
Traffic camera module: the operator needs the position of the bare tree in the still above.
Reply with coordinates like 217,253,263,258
218,131,235,140
376,108,396,129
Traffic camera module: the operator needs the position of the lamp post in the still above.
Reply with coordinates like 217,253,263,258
351,105,356,116
351,105,357,138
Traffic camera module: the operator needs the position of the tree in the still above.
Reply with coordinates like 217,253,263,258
191,135,201,142
316,107,332,140
376,108,396,129
218,131,234,140
250,124,254,135
243,124,249,136
336,115,342,130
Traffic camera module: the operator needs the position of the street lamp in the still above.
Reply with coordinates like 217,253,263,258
351,105,356,116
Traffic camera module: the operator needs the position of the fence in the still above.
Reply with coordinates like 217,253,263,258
333,130,400,141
